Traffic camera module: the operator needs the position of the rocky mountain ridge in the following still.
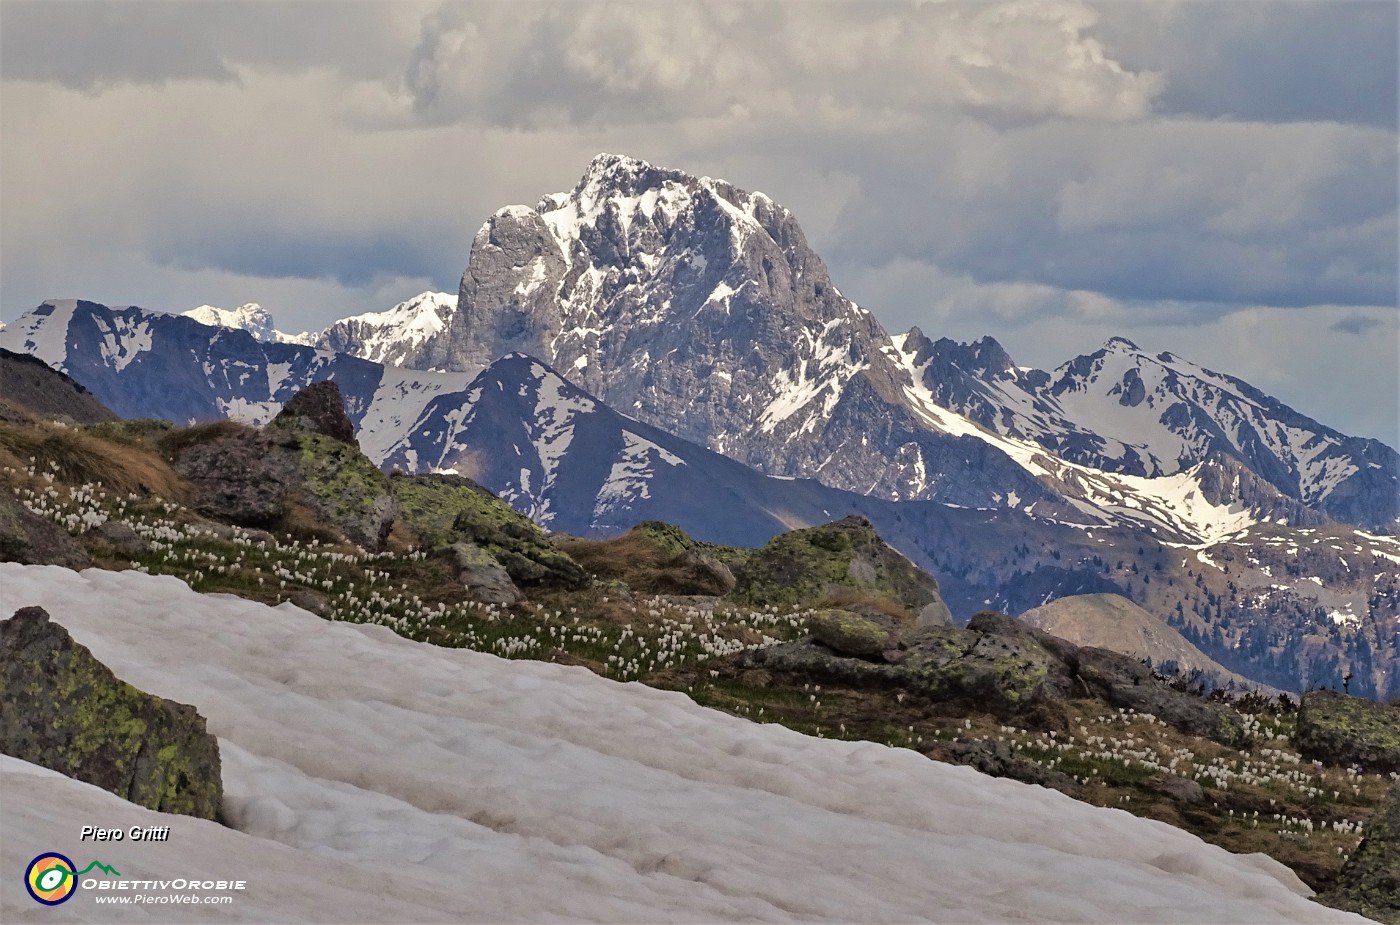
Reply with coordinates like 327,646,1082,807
278,153,1394,533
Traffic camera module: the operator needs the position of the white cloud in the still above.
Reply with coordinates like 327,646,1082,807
398,1,1161,128
0,1,1392,447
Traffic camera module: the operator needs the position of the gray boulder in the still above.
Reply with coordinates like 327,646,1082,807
0,494,90,569
0,606,222,819
172,428,293,527
449,542,521,605
91,521,148,558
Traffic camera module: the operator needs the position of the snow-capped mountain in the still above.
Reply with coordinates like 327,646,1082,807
293,153,1393,534
310,291,457,367
900,330,1398,530
182,303,314,345
3,298,1325,546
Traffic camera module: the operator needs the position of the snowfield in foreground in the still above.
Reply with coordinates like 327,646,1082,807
0,565,1366,923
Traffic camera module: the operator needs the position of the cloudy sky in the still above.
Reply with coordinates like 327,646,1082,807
2,1,1396,447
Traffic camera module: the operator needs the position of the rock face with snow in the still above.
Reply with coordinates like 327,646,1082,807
906,330,1399,531
311,291,457,367
183,303,281,341
321,152,1394,535
0,605,221,819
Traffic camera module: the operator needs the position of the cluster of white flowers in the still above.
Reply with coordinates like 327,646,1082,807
5,467,805,684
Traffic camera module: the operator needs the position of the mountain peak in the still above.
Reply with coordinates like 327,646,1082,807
570,152,690,200
184,303,275,340
1102,336,1142,353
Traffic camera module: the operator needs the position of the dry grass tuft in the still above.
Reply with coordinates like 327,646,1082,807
0,421,187,500
156,419,259,458
817,587,913,623
558,531,731,596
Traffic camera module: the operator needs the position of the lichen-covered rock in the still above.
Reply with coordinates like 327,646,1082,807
743,609,1250,742
807,609,899,661
290,432,397,551
391,472,586,589
1295,691,1400,773
270,379,358,447
449,542,520,605
733,516,949,617
0,493,91,569
1315,780,1400,923
0,606,221,819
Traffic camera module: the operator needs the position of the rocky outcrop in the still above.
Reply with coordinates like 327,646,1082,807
734,516,951,622
1294,691,1400,773
171,425,293,527
448,542,520,605
740,608,1247,744
392,472,586,589
1074,645,1247,746
270,379,358,448
0,494,91,569
1315,780,1400,924
920,740,1080,797
0,606,221,819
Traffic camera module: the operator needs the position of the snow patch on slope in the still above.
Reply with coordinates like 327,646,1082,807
594,430,686,513
0,564,1355,924
885,334,1263,542
357,366,474,465
3,299,78,369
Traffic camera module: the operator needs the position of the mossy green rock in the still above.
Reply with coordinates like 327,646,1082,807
0,606,221,819
808,609,897,660
392,473,586,589
733,515,948,616
1315,780,1400,924
291,432,397,550
447,541,520,605
1295,690,1400,773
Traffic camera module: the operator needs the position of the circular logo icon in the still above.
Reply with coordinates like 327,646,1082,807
25,853,77,905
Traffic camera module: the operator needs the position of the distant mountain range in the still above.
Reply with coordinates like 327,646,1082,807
3,153,1396,697
177,153,1397,536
